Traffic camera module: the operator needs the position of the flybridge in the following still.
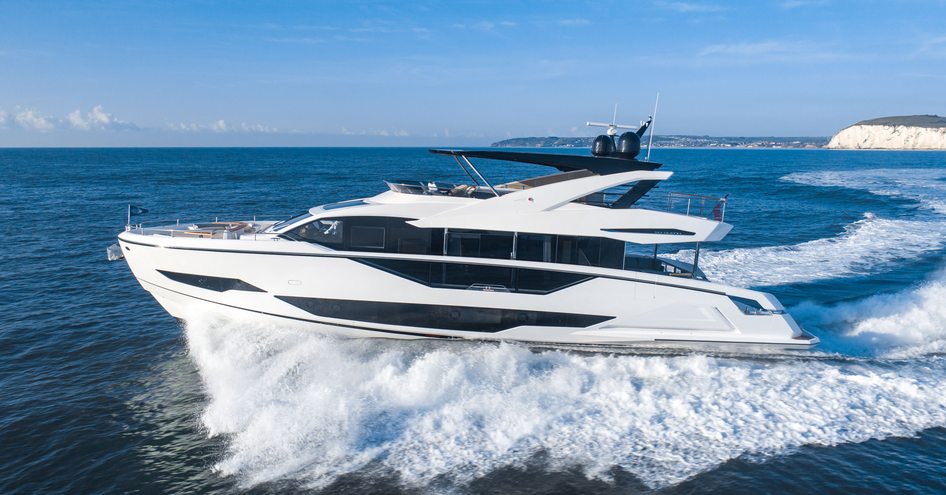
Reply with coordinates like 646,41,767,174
430,110,661,177
425,110,667,207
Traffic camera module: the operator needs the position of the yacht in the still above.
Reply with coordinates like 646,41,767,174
114,117,819,349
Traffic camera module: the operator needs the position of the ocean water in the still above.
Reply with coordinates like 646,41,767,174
2,147,946,494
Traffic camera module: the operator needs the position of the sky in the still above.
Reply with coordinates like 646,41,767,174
1,0,945,146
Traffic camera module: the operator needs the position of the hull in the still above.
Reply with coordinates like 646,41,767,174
118,231,818,349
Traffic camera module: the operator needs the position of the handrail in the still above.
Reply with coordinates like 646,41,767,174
579,190,727,221
666,192,727,221
126,219,276,241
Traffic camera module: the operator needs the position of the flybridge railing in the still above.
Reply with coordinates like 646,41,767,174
665,192,728,222
580,190,728,221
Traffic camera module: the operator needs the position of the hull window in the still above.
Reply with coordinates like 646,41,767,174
276,296,613,332
157,270,265,293
356,258,592,294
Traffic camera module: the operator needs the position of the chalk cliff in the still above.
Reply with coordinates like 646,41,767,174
827,115,946,149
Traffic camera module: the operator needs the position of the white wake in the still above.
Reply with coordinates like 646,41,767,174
672,168,946,287
795,266,946,358
673,213,942,287
185,309,946,490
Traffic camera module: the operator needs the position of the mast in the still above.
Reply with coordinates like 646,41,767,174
645,92,659,162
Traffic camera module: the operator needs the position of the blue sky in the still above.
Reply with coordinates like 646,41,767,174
1,0,944,146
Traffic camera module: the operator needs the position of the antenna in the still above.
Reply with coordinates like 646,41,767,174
645,92,660,162
587,104,635,136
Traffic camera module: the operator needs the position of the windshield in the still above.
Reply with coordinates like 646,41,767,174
270,211,313,232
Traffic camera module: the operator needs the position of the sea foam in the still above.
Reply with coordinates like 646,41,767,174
671,168,946,287
672,213,941,287
795,266,946,358
185,310,946,490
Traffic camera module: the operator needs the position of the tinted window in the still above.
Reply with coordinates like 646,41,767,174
291,219,343,244
447,230,514,260
357,258,591,294
516,269,591,294
272,211,313,231
440,263,514,290
350,226,385,249
517,234,555,262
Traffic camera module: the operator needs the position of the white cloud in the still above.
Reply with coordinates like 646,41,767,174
780,0,828,8
696,40,843,63
917,35,946,57
0,109,8,128
341,126,409,137
453,20,517,32
66,105,136,131
14,109,55,131
656,1,725,13
168,119,278,134
558,18,592,26
238,122,278,133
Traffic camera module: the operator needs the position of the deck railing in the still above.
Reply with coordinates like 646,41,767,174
665,192,728,222
125,219,273,240
581,190,728,221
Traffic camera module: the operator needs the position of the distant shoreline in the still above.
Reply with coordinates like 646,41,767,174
492,135,829,149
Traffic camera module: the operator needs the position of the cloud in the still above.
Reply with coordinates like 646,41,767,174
558,18,592,26
14,109,55,131
779,0,828,8
452,20,517,32
168,119,278,133
66,105,137,131
263,36,325,44
917,35,946,57
340,127,409,137
0,109,7,128
696,40,843,63
656,1,725,13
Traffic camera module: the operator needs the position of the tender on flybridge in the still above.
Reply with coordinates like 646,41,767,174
113,114,818,349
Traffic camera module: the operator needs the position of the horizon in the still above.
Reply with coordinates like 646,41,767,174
1,1,945,147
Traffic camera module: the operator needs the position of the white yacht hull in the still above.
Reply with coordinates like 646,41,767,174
118,231,817,349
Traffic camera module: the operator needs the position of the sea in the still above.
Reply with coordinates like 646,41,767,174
2,147,946,494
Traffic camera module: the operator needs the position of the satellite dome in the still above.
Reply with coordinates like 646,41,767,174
616,132,641,158
592,135,615,156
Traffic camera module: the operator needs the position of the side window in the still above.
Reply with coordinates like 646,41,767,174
556,236,577,264
291,219,343,244
350,226,385,249
447,230,514,259
516,234,555,262
576,237,601,266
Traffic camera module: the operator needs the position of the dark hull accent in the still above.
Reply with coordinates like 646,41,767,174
143,279,453,338
275,296,613,333
157,270,264,293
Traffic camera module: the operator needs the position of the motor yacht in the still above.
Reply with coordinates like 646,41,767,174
114,118,818,349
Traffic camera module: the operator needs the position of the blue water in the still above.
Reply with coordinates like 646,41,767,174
2,148,946,493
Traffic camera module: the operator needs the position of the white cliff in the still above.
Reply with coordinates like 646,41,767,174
827,115,946,150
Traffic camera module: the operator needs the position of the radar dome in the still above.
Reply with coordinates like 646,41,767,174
592,135,615,156
616,132,641,158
